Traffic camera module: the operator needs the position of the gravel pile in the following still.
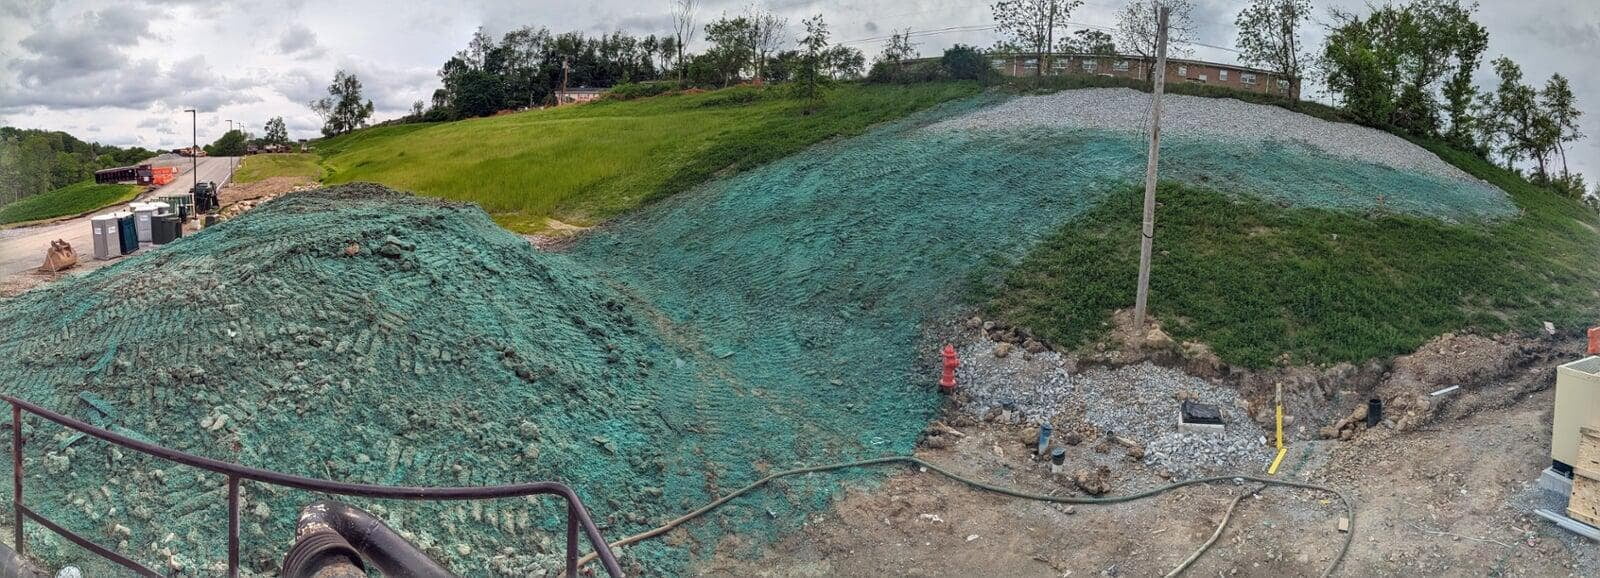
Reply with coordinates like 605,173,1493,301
928,87,1487,186
956,337,1272,479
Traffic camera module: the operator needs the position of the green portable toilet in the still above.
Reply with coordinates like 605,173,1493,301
116,212,138,254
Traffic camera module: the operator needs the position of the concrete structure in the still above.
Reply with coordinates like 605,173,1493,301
555,88,607,105
988,52,1299,97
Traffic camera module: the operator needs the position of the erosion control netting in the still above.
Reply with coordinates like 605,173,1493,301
0,91,1516,575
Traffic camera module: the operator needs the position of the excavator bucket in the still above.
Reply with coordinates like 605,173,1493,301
41,239,78,273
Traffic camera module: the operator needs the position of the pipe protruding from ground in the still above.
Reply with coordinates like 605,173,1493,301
286,500,454,578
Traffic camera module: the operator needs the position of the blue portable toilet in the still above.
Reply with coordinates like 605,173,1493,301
116,212,139,255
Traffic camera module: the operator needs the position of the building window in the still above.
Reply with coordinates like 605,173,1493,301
1241,72,1256,85
991,59,1006,70
1277,79,1290,90
1082,59,1098,71
1023,58,1038,71
1198,74,1208,82
1220,70,1229,81
1052,58,1071,71
1113,60,1130,72
1178,65,1188,77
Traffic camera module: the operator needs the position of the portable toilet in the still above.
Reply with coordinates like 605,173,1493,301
131,203,157,242
115,211,139,255
151,215,179,245
90,215,121,260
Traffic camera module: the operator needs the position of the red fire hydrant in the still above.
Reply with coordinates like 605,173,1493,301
939,344,959,394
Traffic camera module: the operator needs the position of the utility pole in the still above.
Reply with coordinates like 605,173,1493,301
1132,4,1169,331
560,57,571,105
226,119,233,133
185,109,197,192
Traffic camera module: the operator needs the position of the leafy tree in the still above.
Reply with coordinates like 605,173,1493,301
309,69,375,137
796,14,829,100
204,130,248,157
1485,57,1560,181
1320,1,1487,135
704,14,756,87
764,50,801,83
262,117,289,145
1058,29,1116,54
1540,73,1584,180
824,45,866,80
878,28,919,72
941,44,994,81
1234,0,1310,99
991,0,1084,76
749,8,788,84
1118,0,1196,74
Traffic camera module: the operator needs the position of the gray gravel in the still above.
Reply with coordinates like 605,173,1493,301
927,87,1489,186
956,337,1273,479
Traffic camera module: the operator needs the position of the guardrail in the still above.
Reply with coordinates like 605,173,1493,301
4,395,623,577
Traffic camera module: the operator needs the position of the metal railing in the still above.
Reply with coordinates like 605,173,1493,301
4,395,624,577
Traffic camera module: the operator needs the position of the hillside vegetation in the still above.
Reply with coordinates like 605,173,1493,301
318,82,980,232
0,181,141,226
233,153,322,183
980,138,1600,368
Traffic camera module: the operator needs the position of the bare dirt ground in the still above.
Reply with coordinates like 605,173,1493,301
704,387,1590,577
700,319,1597,577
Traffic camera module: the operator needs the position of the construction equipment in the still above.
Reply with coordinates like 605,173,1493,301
40,240,78,272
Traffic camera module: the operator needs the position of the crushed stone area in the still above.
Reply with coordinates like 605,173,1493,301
953,334,1272,480
929,87,1483,184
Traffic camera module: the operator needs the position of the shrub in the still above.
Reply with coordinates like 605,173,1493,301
606,82,678,101
941,45,997,83
867,60,946,84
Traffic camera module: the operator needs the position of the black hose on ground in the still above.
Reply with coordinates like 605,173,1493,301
575,456,1356,577
287,500,454,578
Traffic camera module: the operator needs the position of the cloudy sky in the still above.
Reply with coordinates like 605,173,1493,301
1,0,1595,179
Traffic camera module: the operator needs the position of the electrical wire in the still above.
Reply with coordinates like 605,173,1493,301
574,455,1355,577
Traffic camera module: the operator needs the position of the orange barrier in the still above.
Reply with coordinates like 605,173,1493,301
1588,327,1599,355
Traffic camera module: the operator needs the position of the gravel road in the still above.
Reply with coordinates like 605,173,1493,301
928,87,1489,186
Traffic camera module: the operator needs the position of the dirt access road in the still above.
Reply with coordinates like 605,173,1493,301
0,156,237,295
703,386,1592,577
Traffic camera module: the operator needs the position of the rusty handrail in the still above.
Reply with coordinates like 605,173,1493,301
4,395,624,577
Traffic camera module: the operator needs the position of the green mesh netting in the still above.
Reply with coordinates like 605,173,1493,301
0,93,1512,575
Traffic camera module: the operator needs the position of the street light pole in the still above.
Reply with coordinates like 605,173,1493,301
185,109,197,192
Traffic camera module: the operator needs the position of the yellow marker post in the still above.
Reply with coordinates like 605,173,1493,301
1268,383,1287,475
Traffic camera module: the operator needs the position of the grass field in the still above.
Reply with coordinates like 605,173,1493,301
318,82,981,232
978,142,1600,368
0,181,142,225
233,153,322,183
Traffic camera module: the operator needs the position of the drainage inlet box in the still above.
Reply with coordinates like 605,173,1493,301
1554,356,1600,471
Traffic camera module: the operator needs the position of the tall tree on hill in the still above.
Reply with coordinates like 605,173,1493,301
1234,0,1310,100
796,14,829,100
308,69,375,137
749,7,788,84
705,13,756,87
823,45,866,79
1057,29,1116,54
1485,57,1559,182
263,117,289,145
1320,1,1487,136
991,0,1084,77
671,0,698,83
1118,0,1196,76
877,28,920,75
1541,73,1584,181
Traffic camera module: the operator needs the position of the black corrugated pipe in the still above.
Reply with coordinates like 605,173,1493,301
285,500,455,578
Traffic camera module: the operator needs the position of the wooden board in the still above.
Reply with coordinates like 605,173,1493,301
1569,475,1600,528
1571,428,1600,527
1578,427,1600,480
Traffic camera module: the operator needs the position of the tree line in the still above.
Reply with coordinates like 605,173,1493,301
0,128,157,206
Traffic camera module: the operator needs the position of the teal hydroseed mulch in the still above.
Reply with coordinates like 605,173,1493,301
0,93,1512,574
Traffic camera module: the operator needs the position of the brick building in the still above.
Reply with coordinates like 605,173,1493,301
987,53,1299,97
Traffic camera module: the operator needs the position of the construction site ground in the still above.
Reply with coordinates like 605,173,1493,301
704,371,1595,577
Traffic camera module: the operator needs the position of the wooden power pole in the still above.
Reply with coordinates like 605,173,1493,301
1132,4,1170,331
